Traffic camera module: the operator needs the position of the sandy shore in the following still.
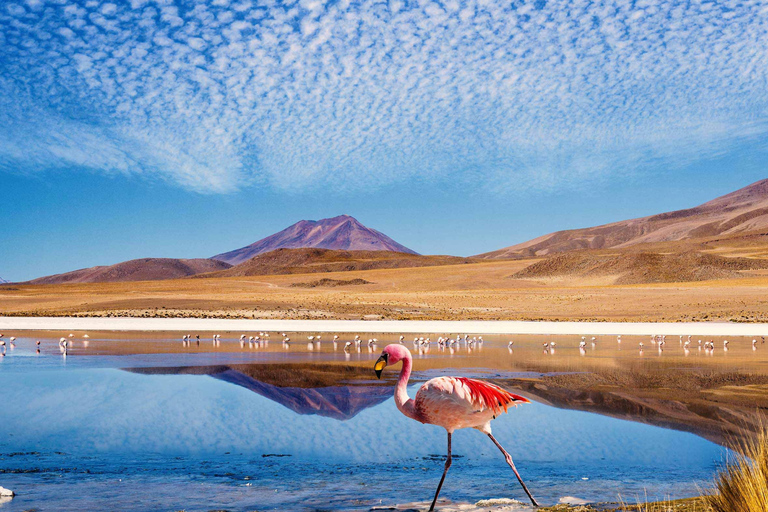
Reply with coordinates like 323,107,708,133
2,315,768,335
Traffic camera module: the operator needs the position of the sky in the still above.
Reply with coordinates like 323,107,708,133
2,0,768,281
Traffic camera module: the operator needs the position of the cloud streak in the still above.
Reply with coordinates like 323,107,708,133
1,0,767,193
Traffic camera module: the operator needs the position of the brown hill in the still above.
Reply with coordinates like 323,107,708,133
478,178,768,259
28,258,232,285
213,214,416,265
201,248,473,277
513,250,768,284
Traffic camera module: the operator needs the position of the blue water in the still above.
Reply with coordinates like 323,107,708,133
0,350,727,511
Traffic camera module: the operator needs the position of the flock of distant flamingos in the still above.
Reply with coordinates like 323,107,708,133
0,331,764,509
177,330,766,357
0,331,764,359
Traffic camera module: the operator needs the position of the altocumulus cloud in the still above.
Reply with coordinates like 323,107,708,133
1,0,767,194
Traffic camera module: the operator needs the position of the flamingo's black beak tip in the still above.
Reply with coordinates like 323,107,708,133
374,353,387,379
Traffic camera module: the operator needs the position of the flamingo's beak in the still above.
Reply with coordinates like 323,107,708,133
374,353,388,379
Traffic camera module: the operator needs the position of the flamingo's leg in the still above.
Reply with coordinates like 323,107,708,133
428,431,452,511
487,433,539,507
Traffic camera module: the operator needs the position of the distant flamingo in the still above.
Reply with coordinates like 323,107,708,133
374,344,538,509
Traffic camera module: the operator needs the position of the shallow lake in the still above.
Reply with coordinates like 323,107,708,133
0,333,747,511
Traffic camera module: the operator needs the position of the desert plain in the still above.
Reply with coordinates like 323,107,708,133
4,253,768,323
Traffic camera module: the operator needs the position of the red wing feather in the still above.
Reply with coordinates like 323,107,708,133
456,377,530,414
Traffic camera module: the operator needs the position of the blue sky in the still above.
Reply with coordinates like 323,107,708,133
2,0,768,281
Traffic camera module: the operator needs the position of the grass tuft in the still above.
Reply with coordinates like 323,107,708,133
705,424,768,512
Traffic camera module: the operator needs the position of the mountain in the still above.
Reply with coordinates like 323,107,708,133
212,214,417,265
28,258,231,285
202,248,472,278
477,178,768,259
0,277,7,284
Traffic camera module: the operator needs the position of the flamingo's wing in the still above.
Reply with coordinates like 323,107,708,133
414,376,529,424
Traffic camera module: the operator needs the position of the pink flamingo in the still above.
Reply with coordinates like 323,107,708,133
374,344,538,509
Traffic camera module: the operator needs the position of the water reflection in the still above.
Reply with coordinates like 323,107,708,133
0,366,727,511
127,365,392,420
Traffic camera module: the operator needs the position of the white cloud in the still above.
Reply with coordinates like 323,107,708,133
0,0,767,194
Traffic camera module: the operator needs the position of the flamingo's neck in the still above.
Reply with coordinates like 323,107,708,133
395,352,419,421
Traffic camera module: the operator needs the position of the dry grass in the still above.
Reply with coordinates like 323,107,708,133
539,497,710,512
618,497,711,512
705,425,768,512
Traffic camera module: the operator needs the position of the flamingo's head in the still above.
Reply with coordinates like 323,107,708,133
374,344,411,379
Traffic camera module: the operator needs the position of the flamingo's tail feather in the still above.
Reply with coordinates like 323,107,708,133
456,377,530,415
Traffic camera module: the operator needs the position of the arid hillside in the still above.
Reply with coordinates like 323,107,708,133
202,248,473,277
479,178,768,259
213,214,417,264
27,258,232,285
514,250,768,284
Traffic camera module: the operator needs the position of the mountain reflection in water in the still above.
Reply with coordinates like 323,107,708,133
128,364,393,420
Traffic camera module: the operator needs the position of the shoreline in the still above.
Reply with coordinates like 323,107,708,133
2,316,768,335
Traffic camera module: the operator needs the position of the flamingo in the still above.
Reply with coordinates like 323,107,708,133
374,344,538,509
